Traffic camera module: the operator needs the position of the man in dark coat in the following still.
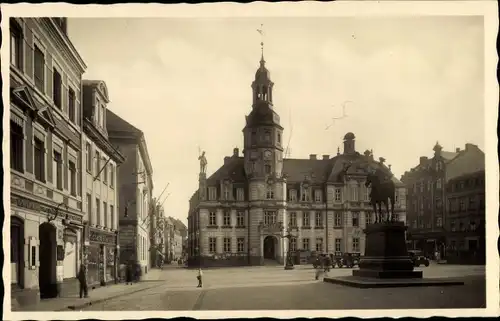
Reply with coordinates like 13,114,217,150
78,264,89,298
125,261,133,285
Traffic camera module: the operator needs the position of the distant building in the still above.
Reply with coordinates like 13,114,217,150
82,80,125,286
401,142,485,261
106,110,154,274
187,51,406,268
9,18,87,305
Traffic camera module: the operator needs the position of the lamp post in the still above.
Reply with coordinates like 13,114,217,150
283,224,298,270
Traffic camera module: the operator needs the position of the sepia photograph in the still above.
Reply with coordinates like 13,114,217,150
2,1,498,319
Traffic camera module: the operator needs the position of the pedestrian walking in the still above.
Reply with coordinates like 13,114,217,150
197,268,203,288
77,264,89,298
125,261,133,285
315,256,324,280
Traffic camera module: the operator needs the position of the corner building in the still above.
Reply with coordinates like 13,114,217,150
188,53,407,267
9,18,87,305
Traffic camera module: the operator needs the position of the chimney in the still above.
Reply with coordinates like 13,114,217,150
322,155,329,160
455,147,460,153
419,156,428,165
309,154,317,160
224,156,231,164
465,143,475,151
233,148,239,157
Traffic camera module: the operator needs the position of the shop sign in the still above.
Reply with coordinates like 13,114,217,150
11,196,83,223
89,229,116,245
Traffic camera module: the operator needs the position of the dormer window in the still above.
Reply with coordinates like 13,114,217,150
100,104,105,127
208,187,217,201
95,98,100,124
223,185,230,200
266,187,274,200
289,189,297,202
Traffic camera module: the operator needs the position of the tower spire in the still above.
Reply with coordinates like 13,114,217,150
257,24,265,65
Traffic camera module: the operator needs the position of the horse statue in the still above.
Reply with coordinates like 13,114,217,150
365,167,396,223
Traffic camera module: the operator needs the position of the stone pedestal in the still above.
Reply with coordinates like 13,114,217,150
352,222,422,279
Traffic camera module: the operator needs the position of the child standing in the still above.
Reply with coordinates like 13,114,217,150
197,268,203,288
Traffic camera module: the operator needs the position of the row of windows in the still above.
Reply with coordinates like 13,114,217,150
411,216,443,229
10,19,80,126
249,129,281,146
86,193,116,229
209,211,245,227
411,197,443,213
140,235,148,261
11,120,80,197
85,142,115,187
447,176,484,193
448,196,485,212
209,237,246,253
410,178,443,193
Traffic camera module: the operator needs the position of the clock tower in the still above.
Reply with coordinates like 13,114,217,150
243,41,288,266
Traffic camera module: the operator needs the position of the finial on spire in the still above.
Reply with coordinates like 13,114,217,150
257,24,265,64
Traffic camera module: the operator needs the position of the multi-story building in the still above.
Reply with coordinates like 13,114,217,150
401,142,484,259
106,109,154,274
81,80,125,286
446,170,485,264
187,50,406,267
9,18,87,305
150,200,166,267
164,217,175,262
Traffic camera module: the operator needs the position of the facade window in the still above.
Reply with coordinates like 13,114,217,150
68,88,76,123
289,212,297,227
103,158,108,184
436,178,442,189
352,237,360,252
208,187,217,200
223,211,231,226
264,130,271,142
334,212,342,227
365,211,372,225
237,211,245,227
109,164,114,187
103,201,108,228
223,237,231,253
264,164,271,175
334,188,341,202
96,198,101,226
236,188,244,201
335,238,342,252
351,185,358,201
393,213,400,222
315,211,323,227
301,188,310,202
364,187,370,201
223,186,230,200
95,151,101,179
34,137,45,182
469,196,476,210
209,212,216,226
86,143,92,173
277,133,281,144
53,68,62,109
68,160,76,196
10,19,23,70
266,187,274,199
435,198,442,210
315,238,323,252
264,211,276,225
302,238,310,251
34,45,45,92
412,219,417,228
110,205,114,230
352,212,359,227
290,237,297,251
237,238,245,253
436,216,443,228
459,198,465,211
289,189,297,202
86,193,92,225
302,212,310,227
10,120,24,172
95,99,100,124
251,131,257,144
314,190,322,202
100,105,105,127
209,237,216,253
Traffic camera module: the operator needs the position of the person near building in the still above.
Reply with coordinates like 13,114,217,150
78,264,89,298
125,261,133,285
197,268,203,288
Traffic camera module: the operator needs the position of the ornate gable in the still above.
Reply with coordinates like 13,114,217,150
12,86,40,114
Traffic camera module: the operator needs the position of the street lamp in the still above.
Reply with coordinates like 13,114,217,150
283,224,298,270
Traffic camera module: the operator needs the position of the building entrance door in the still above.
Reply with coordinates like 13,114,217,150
263,236,277,260
39,223,57,299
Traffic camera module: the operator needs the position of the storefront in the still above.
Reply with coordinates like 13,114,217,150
87,227,119,286
10,194,83,306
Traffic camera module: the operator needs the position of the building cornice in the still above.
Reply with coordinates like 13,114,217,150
84,119,125,164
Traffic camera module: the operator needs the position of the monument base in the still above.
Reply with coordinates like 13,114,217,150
323,222,464,288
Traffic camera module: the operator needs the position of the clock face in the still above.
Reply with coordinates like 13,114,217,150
264,150,272,160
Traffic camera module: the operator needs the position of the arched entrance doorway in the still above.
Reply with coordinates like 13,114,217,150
39,223,57,299
263,235,277,260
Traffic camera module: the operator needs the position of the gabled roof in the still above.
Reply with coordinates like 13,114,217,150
83,79,110,103
206,157,247,184
283,158,333,184
106,109,142,137
445,144,485,182
441,151,459,162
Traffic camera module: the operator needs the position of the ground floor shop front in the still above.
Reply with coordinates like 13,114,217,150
85,227,119,287
10,194,84,306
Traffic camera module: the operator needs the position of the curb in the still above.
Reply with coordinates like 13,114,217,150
63,282,164,311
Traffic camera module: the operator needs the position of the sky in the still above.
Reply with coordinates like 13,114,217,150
67,16,485,225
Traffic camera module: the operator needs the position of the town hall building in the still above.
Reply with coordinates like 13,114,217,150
187,49,407,267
